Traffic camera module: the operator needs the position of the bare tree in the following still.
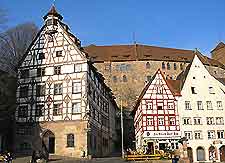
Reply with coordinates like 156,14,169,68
0,22,38,73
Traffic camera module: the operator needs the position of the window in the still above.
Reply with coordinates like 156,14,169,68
184,131,192,140
48,35,53,42
157,106,163,110
116,64,130,72
174,63,177,70
217,101,223,110
191,87,197,94
36,104,44,116
157,86,163,94
147,118,154,126
16,127,32,135
18,106,28,118
208,130,215,139
146,62,150,69
46,19,57,26
158,118,164,125
36,85,45,96
169,117,176,125
183,117,191,125
216,117,224,125
56,51,63,57
123,75,127,82
168,103,174,109
194,131,202,139
167,63,170,70
72,81,81,94
206,101,213,110
37,68,45,77
162,62,165,69
20,142,31,151
20,86,29,98
209,87,215,94
38,53,45,60
54,66,61,75
180,63,183,70
185,101,191,110
21,69,29,78
53,103,62,116
54,83,62,95
207,117,214,125
146,76,151,82
197,101,203,110
146,102,152,110
194,117,201,125
67,134,74,147
112,76,117,83
72,103,81,114
74,64,82,72
217,130,224,139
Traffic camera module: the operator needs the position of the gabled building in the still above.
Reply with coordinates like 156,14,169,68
132,69,181,153
177,54,225,162
15,6,118,157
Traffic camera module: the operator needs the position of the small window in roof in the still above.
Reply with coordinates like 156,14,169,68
174,63,177,70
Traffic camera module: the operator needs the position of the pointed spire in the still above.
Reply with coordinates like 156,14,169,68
43,5,63,20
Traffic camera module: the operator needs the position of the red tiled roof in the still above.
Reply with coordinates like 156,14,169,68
211,42,225,53
84,44,225,69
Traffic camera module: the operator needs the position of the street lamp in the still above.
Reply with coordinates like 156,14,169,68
120,99,124,159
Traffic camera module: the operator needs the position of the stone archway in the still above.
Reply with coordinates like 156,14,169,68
219,145,225,162
196,146,205,161
209,146,217,161
42,130,55,154
187,147,193,163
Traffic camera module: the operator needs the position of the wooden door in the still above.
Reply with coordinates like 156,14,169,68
220,146,225,162
49,137,55,154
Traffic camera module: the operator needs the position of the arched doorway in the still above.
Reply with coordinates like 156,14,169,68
209,146,217,161
187,147,193,163
196,146,205,161
42,130,55,154
220,145,225,162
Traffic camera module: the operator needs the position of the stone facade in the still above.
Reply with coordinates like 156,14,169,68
212,42,225,65
93,59,225,109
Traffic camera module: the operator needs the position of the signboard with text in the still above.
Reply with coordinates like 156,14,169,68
144,131,181,138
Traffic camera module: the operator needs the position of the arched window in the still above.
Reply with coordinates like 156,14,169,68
180,63,183,70
67,134,75,147
162,62,165,69
123,75,127,82
167,63,170,70
146,62,150,69
112,76,117,83
197,146,205,161
174,63,177,70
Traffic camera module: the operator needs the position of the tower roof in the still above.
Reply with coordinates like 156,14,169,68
43,5,63,20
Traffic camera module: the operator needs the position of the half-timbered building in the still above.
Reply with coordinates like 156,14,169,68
15,6,118,157
132,69,181,154
177,54,225,163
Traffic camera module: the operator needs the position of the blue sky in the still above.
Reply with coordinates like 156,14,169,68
1,0,225,56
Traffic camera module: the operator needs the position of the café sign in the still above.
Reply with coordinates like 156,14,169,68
144,131,181,138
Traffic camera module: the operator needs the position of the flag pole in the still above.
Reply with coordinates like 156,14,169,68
121,99,124,158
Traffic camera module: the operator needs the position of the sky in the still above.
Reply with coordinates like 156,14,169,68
1,0,225,57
